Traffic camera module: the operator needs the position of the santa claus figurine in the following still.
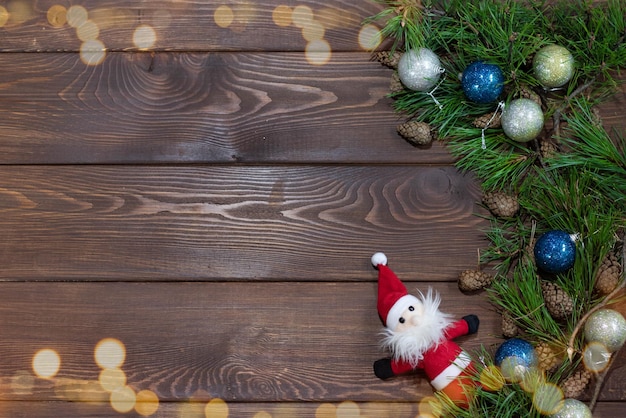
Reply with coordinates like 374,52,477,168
370,252,480,408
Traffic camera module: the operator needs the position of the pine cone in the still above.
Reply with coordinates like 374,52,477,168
519,84,542,106
373,50,402,69
535,342,563,372
595,251,622,296
473,112,502,129
390,72,404,94
397,121,433,146
561,368,593,399
540,140,558,159
541,281,573,320
458,270,493,292
482,191,519,218
501,312,519,338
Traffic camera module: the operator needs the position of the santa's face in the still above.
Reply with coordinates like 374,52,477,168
394,302,425,332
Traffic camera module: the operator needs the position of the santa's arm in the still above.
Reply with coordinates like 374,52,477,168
373,357,419,379
443,315,480,340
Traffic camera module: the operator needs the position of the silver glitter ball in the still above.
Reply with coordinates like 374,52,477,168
397,48,443,92
584,308,626,352
534,45,575,88
548,399,592,418
501,98,544,142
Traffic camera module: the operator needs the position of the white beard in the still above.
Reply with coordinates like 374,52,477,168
380,287,454,368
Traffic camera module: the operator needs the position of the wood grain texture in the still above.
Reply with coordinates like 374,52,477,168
0,165,485,281
0,401,622,418
0,1,384,53
0,51,457,164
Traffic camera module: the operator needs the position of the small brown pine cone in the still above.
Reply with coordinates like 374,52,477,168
540,140,558,159
390,72,404,94
561,368,593,399
373,50,402,69
501,312,519,338
595,251,622,295
482,191,519,218
397,121,433,146
473,112,502,129
458,270,493,292
519,84,542,106
541,281,573,320
535,342,563,372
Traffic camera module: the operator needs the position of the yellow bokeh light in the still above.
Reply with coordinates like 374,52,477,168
99,368,127,392
110,385,137,414
583,341,611,373
32,348,61,379
272,5,292,27
253,412,272,418
76,20,100,42
7,0,34,25
337,401,360,418
305,39,332,66
67,5,88,28
479,364,505,392
135,389,160,416
532,382,564,415
419,396,442,417
315,403,336,418
11,370,35,395
80,40,107,66
292,5,313,28
301,20,325,42
214,5,234,28
95,338,126,369
133,24,157,49
47,5,67,27
359,24,382,51
204,398,229,418
0,7,8,27
178,402,205,417
519,367,545,393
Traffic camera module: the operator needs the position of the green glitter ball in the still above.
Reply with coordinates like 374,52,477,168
533,45,575,88
584,309,626,352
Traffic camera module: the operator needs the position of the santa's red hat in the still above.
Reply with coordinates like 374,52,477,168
371,252,420,331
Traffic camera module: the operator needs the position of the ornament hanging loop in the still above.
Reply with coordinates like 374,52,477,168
481,101,505,149
427,68,446,110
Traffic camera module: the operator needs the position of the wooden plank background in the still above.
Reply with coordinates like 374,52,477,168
0,0,624,416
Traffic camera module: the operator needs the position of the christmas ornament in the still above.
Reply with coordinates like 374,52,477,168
495,338,537,368
533,44,575,88
397,48,443,92
583,309,626,352
370,253,480,409
548,398,592,418
533,230,576,274
501,98,544,142
461,61,504,103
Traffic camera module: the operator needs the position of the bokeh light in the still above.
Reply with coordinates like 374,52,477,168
95,338,126,369
204,398,229,418
80,40,107,66
583,341,611,373
315,403,336,417
292,5,313,28
214,5,234,28
11,370,35,395
135,389,160,416
7,0,34,25
47,5,67,27
479,364,505,391
305,39,332,65
99,367,127,392
358,24,382,51
272,5,292,27
32,348,61,379
76,20,100,42
532,382,564,415
519,367,545,393
301,20,325,42
499,356,529,383
67,5,88,28
253,412,272,418
336,401,360,418
110,385,137,413
133,24,157,49
419,396,442,417
0,6,8,27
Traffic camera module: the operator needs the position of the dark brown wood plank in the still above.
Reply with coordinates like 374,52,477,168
0,281,502,403
0,165,485,281
0,51,456,164
0,401,622,418
0,1,383,52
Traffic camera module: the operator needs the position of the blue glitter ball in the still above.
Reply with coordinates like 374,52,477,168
534,230,576,274
494,338,537,367
461,61,504,103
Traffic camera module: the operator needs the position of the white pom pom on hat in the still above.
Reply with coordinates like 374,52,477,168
371,252,388,267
